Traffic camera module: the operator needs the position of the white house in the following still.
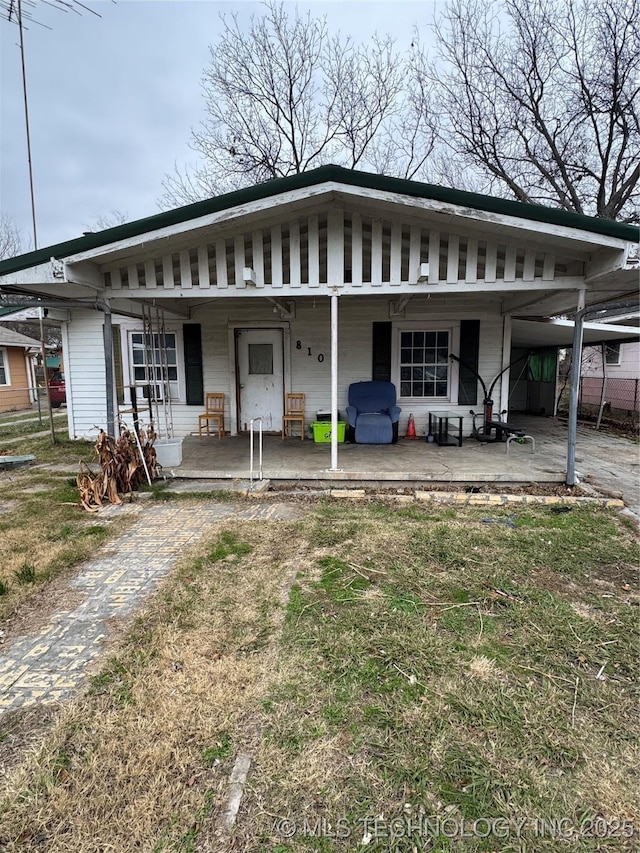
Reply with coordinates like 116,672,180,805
0,166,637,466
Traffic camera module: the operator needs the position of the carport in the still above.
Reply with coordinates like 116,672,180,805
509,317,640,420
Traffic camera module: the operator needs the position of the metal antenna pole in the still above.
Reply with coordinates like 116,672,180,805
17,0,38,250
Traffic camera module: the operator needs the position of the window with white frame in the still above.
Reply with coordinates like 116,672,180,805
604,343,621,365
0,348,9,386
399,330,450,398
129,331,179,399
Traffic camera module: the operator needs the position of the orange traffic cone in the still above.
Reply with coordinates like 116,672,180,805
405,413,417,439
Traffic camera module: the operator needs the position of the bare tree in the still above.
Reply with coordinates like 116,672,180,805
160,1,413,205
160,0,638,222
369,40,439,181
423,0,639,221
0,214,22,260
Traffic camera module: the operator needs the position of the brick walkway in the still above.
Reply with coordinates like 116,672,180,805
0,500,299,716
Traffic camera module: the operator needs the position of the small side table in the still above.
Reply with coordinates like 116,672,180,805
428,411,464,447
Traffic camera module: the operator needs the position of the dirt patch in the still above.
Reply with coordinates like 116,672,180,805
526,565,587,598
529,562,637,601
577,418,639,442
589,564,640,593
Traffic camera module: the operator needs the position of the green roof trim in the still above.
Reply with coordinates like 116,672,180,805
0,165,637,278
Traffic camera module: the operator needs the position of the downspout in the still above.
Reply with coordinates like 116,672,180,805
566,299,639,486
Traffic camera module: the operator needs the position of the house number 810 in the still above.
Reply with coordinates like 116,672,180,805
296,341,324,362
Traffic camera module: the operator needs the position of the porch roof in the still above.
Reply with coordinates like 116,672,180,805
1,165,638,278
511,318,640,349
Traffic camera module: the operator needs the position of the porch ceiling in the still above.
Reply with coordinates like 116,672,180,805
511,318,640,349
501,259,640,310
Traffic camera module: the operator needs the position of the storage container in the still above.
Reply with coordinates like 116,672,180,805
311,421,346,443
154,438,183,468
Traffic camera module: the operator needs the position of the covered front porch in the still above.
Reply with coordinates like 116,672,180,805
172,414,567,483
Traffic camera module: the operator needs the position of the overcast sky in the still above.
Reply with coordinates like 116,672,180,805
0,0,438,253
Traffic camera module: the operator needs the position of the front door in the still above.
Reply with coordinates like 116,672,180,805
236,328,284,432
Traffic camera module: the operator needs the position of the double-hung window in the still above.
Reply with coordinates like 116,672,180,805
399,330,450,398
130,332,179,400
0,348,9,386
604,343,621,366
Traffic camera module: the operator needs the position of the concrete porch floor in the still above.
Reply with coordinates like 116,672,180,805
172,415,575,484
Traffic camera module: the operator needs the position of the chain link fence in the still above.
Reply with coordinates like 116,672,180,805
578,376,639,429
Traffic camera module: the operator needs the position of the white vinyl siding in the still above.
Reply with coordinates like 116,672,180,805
60,295,507,440
64,310,107,439
188,295,503,438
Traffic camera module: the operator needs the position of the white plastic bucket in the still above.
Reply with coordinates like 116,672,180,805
154,438,183,468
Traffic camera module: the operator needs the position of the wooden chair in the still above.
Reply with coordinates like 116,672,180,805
281,392,305,440
198,393,225,438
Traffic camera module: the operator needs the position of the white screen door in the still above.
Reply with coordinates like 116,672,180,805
236,328,284,431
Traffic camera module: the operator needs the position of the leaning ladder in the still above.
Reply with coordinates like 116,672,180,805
155,306,174,439
140,304,174,440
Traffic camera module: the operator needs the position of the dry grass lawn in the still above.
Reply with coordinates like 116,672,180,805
0,498,638,852
0,468,132,625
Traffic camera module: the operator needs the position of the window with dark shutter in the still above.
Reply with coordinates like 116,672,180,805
458,320,480,405
372,322,392,381
183,324,204,406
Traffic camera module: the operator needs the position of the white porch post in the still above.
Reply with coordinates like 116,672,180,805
102,302,116,438
499,315,512,416
329,289,340,471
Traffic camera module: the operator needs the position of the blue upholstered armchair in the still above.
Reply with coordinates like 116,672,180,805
346,381,402,444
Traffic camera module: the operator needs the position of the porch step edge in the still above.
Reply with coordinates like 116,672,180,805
171,467,566,483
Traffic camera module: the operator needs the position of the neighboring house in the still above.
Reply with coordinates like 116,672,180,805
0,166,637,465
0,328,39,413
0,304,64,384
582,339,640,380
581,339,640,416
